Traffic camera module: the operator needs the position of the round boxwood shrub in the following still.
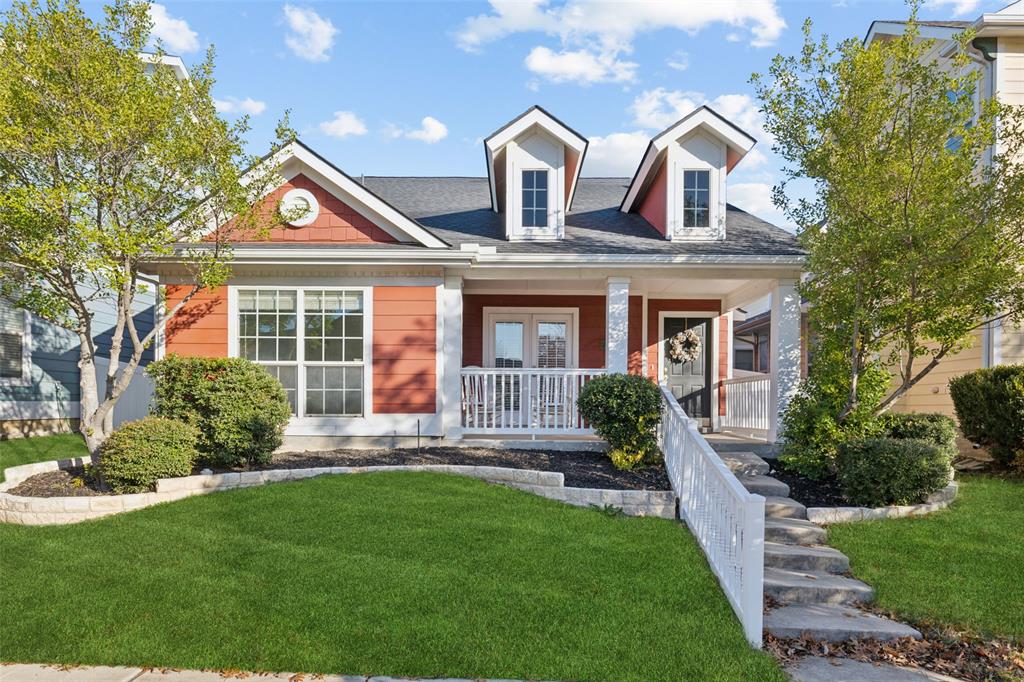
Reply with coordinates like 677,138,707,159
99,417,199,493
147,355,292,468
879,412,957,459
836,437,952,507
949,364,1024,467
578,373,662,470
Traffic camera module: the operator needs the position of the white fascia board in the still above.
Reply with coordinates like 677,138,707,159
863,21,963,45
473,252,806,268
485,107,587,212
195,141,448,249
283,143,448,248
620,107,756,213
138,53,189,81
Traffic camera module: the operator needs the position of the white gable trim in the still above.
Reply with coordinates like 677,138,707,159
620,106,756,214
199,141,448,249
484,106,588,213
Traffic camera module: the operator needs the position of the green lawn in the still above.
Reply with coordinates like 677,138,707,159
828,474,1024,641
0,433,89,482
0,472,782,682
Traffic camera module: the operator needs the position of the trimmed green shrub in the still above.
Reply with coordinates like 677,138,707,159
147,355,292,468
879,412,957,459
99,417,199,493
836,437,951,507
949,365,1024,467
779,344,890,479
578,373,662,470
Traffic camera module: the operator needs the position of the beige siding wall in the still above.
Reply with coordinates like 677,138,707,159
1000,321,1024,364
892,329,984,418
997,38,1024,112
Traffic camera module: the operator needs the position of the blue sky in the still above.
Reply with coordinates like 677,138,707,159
114,1,1009,226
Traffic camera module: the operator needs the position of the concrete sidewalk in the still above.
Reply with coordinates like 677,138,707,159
0,664,542,682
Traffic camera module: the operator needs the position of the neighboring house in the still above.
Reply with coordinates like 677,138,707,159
733,308,810,378
866,1,1024,418
144,105,806,445
0,288,157,438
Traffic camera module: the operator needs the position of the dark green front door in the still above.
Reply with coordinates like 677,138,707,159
663,316,712,420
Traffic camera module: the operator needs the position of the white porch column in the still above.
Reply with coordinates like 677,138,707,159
441,276,464,439
768,279,801,443
605,277,630,373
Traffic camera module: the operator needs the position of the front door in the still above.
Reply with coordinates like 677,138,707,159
663,316,712,420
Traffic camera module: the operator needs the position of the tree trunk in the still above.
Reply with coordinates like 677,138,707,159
76,338,105,455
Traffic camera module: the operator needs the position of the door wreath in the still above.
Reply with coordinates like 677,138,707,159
667,329,702,364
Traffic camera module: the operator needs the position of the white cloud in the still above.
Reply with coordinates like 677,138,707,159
283,5,337,62
730,181,795,230
214,96,267,116
319,111,367,139
524,46,636,84
666,49,689,71
927,0,981,16
148,3,199,54
455,0,785,85
582,131,650,176
629,88,769,162
391,116,449,144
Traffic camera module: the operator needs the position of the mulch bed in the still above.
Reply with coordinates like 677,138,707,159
6,467,111,498
6,447,671,498
767,458,846,507
766,615,1024,682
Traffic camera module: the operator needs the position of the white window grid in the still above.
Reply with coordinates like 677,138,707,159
522,169,549,228
682,169,711,228
233,287,368,418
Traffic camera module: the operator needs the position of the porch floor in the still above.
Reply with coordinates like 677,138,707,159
705,432,780,458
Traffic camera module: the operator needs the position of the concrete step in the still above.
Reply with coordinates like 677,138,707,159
765,542,850,573
764,567,875,605
765,604,921,642
765,517,828,545
718,451,770,476
738,474,790,497
764,496,808,519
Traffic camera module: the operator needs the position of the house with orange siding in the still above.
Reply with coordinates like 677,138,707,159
145,105,805,447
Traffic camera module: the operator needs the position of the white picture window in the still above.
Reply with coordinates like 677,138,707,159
484,310,576,369
236,288,365,417
0,306,30,385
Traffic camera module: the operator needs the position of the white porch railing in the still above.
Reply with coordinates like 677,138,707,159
460,368,607,434
720,373,772,439
659,383,765,647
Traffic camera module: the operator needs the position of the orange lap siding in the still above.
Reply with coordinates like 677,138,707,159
372,286,437,414
164,285,229,358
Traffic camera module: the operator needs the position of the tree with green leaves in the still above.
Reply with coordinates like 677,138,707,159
753,3,1024,420
0,0,292,452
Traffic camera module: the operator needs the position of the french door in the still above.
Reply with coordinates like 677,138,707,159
485,312,575,369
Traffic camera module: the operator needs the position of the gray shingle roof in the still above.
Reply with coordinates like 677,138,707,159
362,176,804,256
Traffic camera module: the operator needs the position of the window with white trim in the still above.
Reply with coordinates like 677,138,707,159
0,306,29,383
237,288,365,417
682,170,710,228
521,169,549,228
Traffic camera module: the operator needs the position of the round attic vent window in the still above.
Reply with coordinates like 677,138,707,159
281,188,319,227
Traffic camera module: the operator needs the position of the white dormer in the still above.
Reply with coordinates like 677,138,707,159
484,106,587,241
620,106,756,241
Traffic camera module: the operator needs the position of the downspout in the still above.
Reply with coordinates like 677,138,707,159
968,37,999,368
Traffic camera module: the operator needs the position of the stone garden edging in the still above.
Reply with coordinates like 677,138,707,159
805,482,958,525
0,458,676,526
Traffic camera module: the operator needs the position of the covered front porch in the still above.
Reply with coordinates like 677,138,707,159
440,265,803,443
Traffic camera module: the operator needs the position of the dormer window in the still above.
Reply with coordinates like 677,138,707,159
683,170,710,228
484,106,587,242
620,106,757,242
522,170,549,228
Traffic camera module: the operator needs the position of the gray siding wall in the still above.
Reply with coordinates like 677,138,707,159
0,283,156,408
